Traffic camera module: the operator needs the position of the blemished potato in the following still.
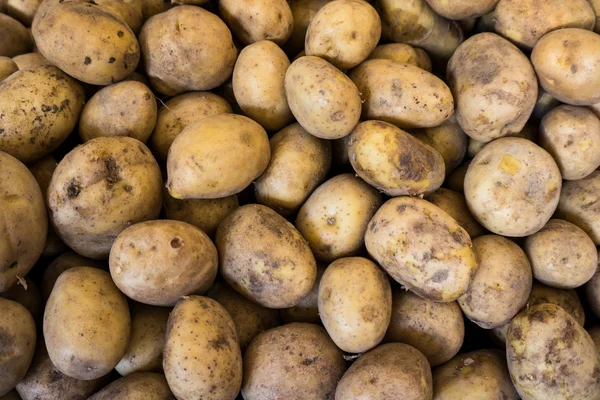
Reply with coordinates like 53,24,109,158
348,121,446,196
163,296,242,400
385,289,464,367
464,138,562,237
12,52,49,70
556,170,600,244
0,152,47,293
0,277,42,323
284,56,361,140
280,265,325,324
458,235,532,329
495,0,595,49
432,350,518,400
445,161,469,193
447,33,538,143
166,114,270,199
467,123,538,159
89,373,174,400
0,14,31,58
219,0,293,45
532,88,561,121
586,250,600,317
349,60,454,129
44,267,130,380
296,173,382,262
207,281,281,351
216,204,317,308
426,0,498,20
532,28,600,106
139,6,236,96
0,299,35,397
242,323,346,400
48,137,163,259
336,343,432,400
366,197,478,302
149,92,232,162
367,43,432,71
507,304,600,399
0,57,18,81
79,81,157,143
254,123,331,216
540,105,600,180
115,303,170,376
0,65,85,163
284,0,333,57
425,188,486,239
305,0,381,69
41,251,106,301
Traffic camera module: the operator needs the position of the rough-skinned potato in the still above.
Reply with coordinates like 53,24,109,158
367,43,432,71
556,171,600,244
425,188,486,239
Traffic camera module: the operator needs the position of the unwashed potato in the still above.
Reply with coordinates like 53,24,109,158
284,0,333,57
0,277,43,323
467,123,538,159
0,14,31,58
242,323,346,400
365,197,478,302
425,188,486,239
426,0,499,20
0,57,18,81
336,343,432,400
385,289,464,367
556,170,600,244
280,264,325,324
367,43,432,71
41,251,106,301
585,250,600,317
89,373,174,400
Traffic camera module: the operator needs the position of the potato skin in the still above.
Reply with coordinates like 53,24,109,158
41,251,106,301
284,0,333,57
0,57,18,81
424,188,486,239
280,264,325,324
467,123,538,159
426,0,499,20
367,43,432,71
412,117,467,177
0,14,31,58
556,170,600,244
88,373,174,400
365,197,478,302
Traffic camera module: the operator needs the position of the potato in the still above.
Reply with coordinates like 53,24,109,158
164,296,242,400
0,277,42,323
586,251,600,317
41,252,106,301
532,28,600,106
79,81,157,143
285,56,361,139
0,152,47,293
0,57,18,81
115,303,170,376
219,0,293,45
280,265,325,324
349,60,454,129
89,373,173,400
556,170,600,244
284,0,333,57
540,105,600,180
385,289,464,367
254,123,331,216
0,299,35,396
424,188,486,239
365,197,478,302
507,303,600,399
305,0,381,69
447,33,538,143
445,161,469,192
336,343,432,400
48,137,163,259
140,0,171,20
532,88,561,121
467,123,538,159
0,14,31,58
367,43,432,71
92,0,143,35
432,350,517,400
139,6,236,96
495,0,595,49
166,114,270,199
296,174,382,262
0,65,85,163
426,0,499,20
216,204,317,308
242,323,346,400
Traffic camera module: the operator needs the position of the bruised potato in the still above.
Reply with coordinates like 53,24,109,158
425,188,486,239
88,373,174,400
555,171,600,244
367,43,432,71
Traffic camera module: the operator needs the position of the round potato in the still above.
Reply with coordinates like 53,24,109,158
280,265,325,324
367,43,432,71
0,14,31,58
426,0,498,19
424,188,486,239
0,57,17,81
89,373,174,400
556,170,600,244
0,277,42,323
467,123,538,158
284,0,333,57
41,251,106,301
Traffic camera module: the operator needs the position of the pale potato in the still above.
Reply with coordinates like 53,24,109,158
426,0,499,20
556,170,600,244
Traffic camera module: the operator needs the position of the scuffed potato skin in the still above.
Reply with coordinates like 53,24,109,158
88,373,174,400
367,43,432,71
0,14,31,58
556,171,600,244
425,188,486,239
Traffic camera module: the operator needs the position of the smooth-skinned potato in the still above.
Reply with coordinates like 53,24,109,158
88,373,174,400
426,0,499,20
0,14,31,58
556,170,600,244
41,251,106,301
0,57,18,81
424,188,486,239
367,43,432,71
280,264,325,324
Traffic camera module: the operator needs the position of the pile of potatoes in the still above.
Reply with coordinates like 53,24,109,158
2,0,600,399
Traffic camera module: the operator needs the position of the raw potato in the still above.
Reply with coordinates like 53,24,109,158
41,251,106,301
424,188,486,239
7,0,41,26
48,137,163,259
586,250,600,317
445,161,469,193
79,81,157,143
91,0,143,35
216,204,317,308
139,6,236,95
284,56,361,139
140,0,171,20
254,123,331,216
367,43,432,71
0,57,18,81
385,289,464,367
349,60,454,129
0,14,31,57
556,171,600,244
88,373,174,400
284,0,333,57
336,343,432,400
447,33,538,143
426,0,499,19
163,296,242,400
280,265,325,324
467,123,538,158
166,114,270,199
348,121,446,197
242,323,346,400
464,138,562,237
296,174,382,262
0,277,43,323
365,197,478,302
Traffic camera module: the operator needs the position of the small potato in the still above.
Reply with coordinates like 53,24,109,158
242,323,346,400
254,123,331,216
0,57,18,81
280,265,325,324
89,373,174,400
41,251,106,301
425,188,486,239
385,289,464,367
367,43,432,71
556,171,600,244
445,161,469,193
0,277,43,323
349,59,454,129
79,81,157,143
12,52,49,70
296,174,382,262
216,204,317,308
348,121,445,196
336,343,432,400
426,0,499,19
284,0,333,56
365,197,478,302
285,56,361,139
0,14,31,58
467,123,538,159
166,114,270,199
164,296,242,400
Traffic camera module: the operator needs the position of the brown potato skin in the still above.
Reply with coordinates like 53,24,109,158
88,373,174,400
426,0,499,20
556,170,600,244
367,43,432,71
41,251,106,301
280,265,325,324
284,0,333,57
0,14,31,58
0,277,42,324
0,57,18,81
425,188,486,239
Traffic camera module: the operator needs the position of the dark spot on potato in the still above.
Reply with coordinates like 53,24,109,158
117,31,124,37
108,57,115,64
450,230,467,246
327,217,336,225
512,326,522,340
104,157,121,187
351,31,357,39
84,57,92,65
331,111,344,121
209,385,217,393
528,309,547,323
143,93,151,101
123,184,132,192
0,328,14,358
209,335,230,350
431,269,448,283
67,178,81,198
170,238,182,248
8,261,18,269
397,204,407,213
302,356,317,365
48,368,63,383
571,65,578,73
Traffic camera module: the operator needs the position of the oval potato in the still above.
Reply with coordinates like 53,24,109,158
41,251,106,301
426,0,499,20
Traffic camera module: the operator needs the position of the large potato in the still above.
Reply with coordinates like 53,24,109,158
424,188,486,239
89,373,174,400
0,57,17,81
367,43,432,71
0,14,31,58
41,251,106,300
556,170,600,244
426,0,498,20
280,264,325,324
0,277,43,324
284,0,333,56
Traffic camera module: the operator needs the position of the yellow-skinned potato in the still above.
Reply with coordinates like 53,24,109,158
0,14,31,57
12,52,49,70
140,0,171,20
254,123,331,216
284,0,333,57
365,197,478,302
0,57,18,81
164,296,242,400
556,170,600,244
367,43,432,71
348,120,446,196
88,373,174,400
586,250,600,317
285,56,361,139
41,251,106,301
425,188,486,239
0,277,43,324
467,123,538,159
6,0,41,26
44,267,130,380
426,0,499,19
280,264,325,324
91,0,143,34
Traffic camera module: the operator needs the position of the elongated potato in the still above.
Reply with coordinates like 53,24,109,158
0,14,31,57
367,43,432,71
88,373,174,400
280,265,325,324
425,188,486,239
